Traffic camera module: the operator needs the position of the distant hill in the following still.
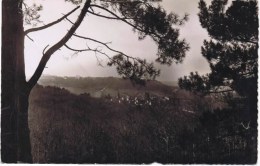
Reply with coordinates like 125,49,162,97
38,75,177,98
161,81,178,87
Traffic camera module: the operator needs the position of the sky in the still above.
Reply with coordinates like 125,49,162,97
24,0,212,82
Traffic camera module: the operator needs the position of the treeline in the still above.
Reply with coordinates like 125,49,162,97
39,76,174,94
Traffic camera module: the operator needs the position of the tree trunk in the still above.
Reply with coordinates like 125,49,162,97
16,90,33,163
2,0,32,163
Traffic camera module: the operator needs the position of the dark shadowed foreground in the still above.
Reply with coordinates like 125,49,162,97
28,84,257,164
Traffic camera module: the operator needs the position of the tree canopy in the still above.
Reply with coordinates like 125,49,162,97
178,0,258,97
24,0,189,86
1,0,190,162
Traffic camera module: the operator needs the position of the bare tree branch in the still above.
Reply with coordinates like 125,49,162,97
65,17,75,24
42,45,50,55
90,4,137,27
87,10,134,20
71,32,160,81
26,2,162,88
25,34,34,42
64,17,123,57
64,43,114,68
24,5,80,35
64,44,92,52
64,43,113,60
89,4,155,37
64,15,159,80
89,4,167,45
27,0,91,90
72,33,128,57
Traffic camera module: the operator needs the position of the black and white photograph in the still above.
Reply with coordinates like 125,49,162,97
1,0,258,164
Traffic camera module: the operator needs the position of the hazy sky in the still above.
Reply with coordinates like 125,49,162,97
24,0,212,81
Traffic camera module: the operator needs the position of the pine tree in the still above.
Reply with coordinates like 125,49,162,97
2,0,189,162
178,0,258,126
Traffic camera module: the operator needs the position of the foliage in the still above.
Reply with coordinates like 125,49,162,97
178,72,210,94
195,108,257,163
178,0,258,127
104,0,190,65
23,3,43,26
94,0,190,83
23,0,190,85
28,85,257,163
65,0,83,5
178,0,258,96
4,0,190,163
107,55,160,85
